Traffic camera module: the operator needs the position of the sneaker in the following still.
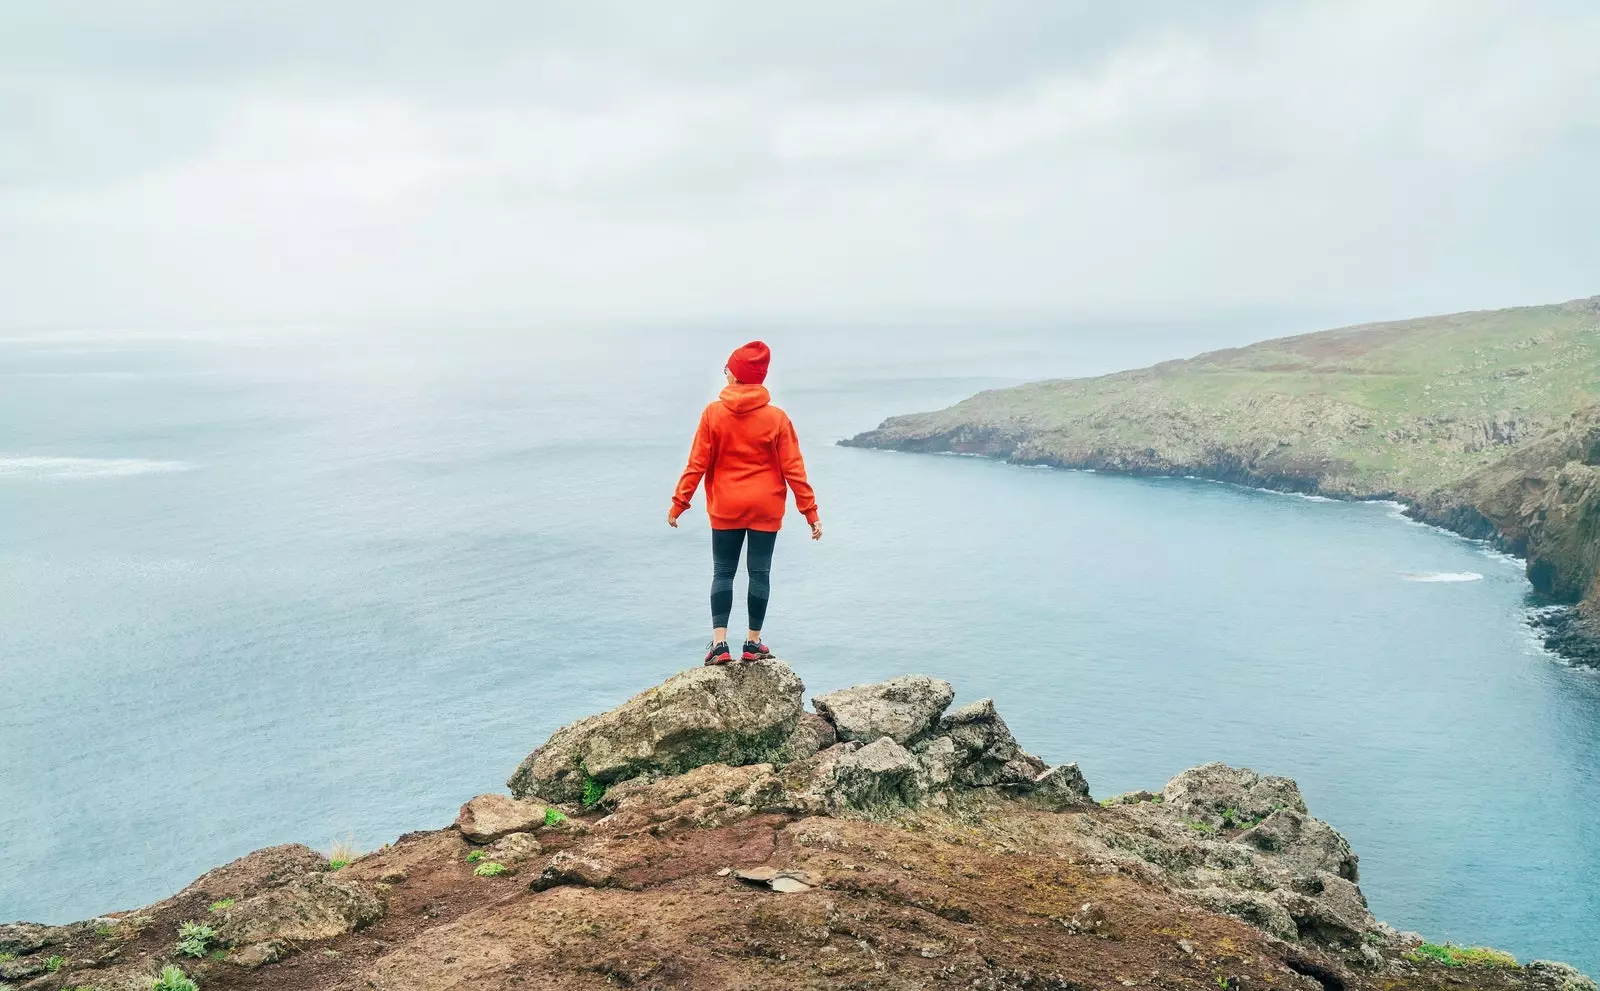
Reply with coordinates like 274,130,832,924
703,641,733,666
741,640,774,662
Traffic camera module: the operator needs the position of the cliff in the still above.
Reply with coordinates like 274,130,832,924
843,296,1600,660
3,661,1591,991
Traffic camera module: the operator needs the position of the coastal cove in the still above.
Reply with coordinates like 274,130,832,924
3,327,1598,976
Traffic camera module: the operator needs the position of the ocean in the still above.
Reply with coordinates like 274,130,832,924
2,323,1597,974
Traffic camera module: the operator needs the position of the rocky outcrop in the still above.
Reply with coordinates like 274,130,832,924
507,659,803,801
8,661,1591,991
812,675,954,745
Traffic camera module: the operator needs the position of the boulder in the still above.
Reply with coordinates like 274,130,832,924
938,698,1047,787
455,793,549,843
1160,762,1307,828
215,872,385,951
0,922,50,956
828,737,925,812
508,660,804,802
174,843,327,904
484,832,544,870
785,711,838,761
530,850,617,892
812,675,954,746
1023,763,1093,810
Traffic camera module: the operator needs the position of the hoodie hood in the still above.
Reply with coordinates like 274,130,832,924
718,383,771,414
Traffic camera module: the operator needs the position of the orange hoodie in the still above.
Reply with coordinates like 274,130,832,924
671,384,819,531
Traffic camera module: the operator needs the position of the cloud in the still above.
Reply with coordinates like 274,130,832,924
1,0,1597,331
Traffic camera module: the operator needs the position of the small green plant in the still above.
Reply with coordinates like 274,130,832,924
581,777,606,808
176,921,217,959
1184,820,1218,835
44,955,65,973
152,964,200,991
326,836,359,871
207,897,235,913
465,849,486,863
0,952,14,962
473,861,510,877
1216,976,1232,991
543,807,568,827
1406,942,1517,968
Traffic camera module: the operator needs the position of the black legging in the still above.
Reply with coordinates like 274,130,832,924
711,528,777,633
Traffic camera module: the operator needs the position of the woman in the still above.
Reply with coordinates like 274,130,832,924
668,340,822,665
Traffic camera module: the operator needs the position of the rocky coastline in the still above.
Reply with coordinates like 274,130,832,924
842,404,1600,666
4,661,1592,991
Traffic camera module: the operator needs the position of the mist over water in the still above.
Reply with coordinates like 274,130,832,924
2,323,1598,974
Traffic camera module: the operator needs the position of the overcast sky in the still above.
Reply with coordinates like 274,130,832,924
3,0,1598,333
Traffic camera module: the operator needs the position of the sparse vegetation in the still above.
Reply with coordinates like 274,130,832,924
207,897,235,913
465,849,486,863
152,964,200,991
543,807,568,827
1406,942,1518,968
0,952,13,962
326,836,359,871
474,861,510,877
176,921,218,958
1184,820,1218,835
581,777,606,808
44,955,65,973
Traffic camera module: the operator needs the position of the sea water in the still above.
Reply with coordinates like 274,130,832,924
1,325,1596,974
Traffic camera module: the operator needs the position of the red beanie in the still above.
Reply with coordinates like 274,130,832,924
726,340,771,385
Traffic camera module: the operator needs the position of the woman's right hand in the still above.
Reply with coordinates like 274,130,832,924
810,520,823,541
667,511,680,528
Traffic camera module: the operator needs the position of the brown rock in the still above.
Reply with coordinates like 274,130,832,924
455,793,548,843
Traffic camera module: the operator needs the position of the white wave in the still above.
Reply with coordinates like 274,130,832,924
1478,546,1524,568
0,456,195,479
1400,571,1483,582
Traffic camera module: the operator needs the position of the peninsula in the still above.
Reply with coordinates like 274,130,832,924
843,296,1600,661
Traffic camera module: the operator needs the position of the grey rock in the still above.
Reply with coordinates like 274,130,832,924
484,831,544,869
829,737,925,811
508,660,804,802
455,793,550,843
1528,961,1600,991
1023,763,1093,810
1191,887,1298,940
812,675,955,746
784,711,838,761
1160,762,1307,828
913,734,960,790
769,876,812,893
938,698,1048,787
215,872,385,949
0,922,50,956
1236,808,1360,881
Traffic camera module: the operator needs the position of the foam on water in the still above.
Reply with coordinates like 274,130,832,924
0,456,195,480
1400,571,1484,582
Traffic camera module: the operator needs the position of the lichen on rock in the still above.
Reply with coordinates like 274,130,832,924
507,659,804,802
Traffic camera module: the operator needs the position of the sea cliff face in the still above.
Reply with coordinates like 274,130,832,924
4,661,1590,991
843,297,1600,662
